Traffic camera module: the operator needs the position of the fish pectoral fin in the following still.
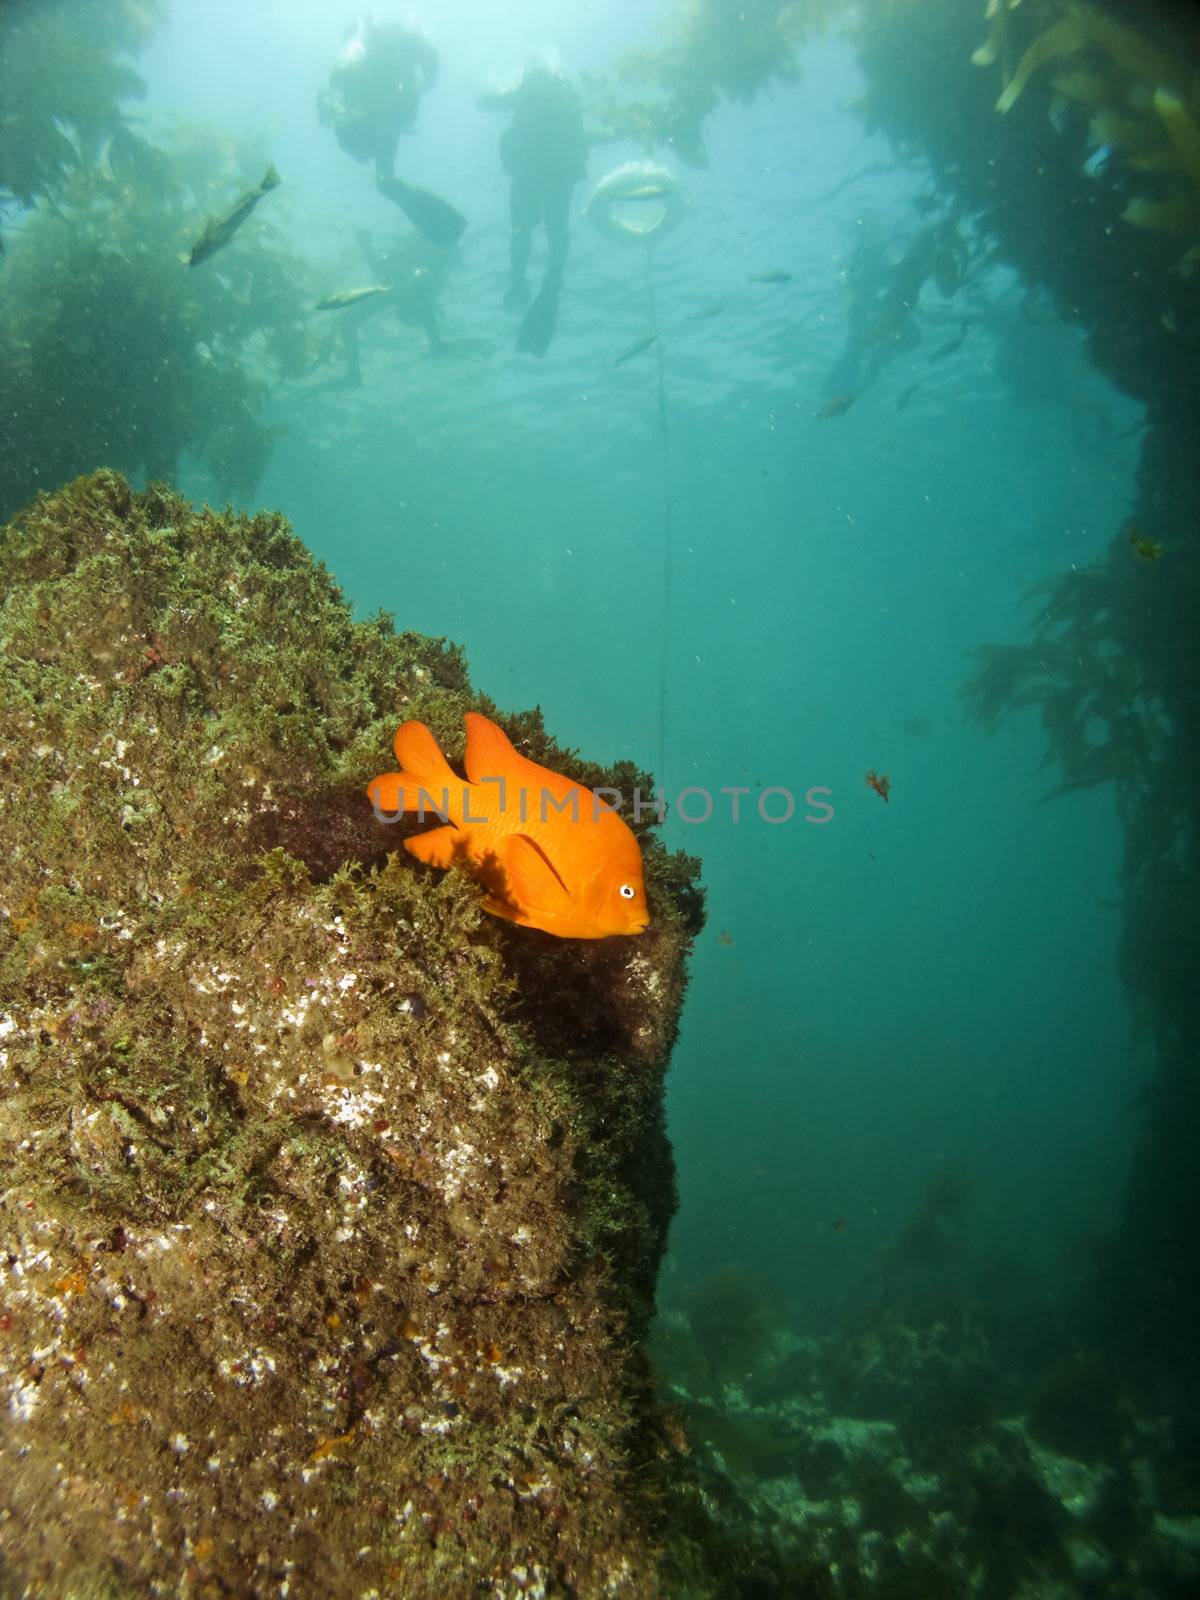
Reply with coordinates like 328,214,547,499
502,833,570,910
405,824,463,869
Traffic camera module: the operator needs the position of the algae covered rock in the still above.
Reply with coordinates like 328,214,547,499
0,473,702,1598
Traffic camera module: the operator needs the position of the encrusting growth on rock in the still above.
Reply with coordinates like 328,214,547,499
0,472,703,1598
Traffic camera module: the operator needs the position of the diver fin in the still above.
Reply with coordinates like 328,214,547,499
405,825,462,868
515,273,561,359
503,833,570,910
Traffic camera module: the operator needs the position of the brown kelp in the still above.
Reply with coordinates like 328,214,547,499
972,0,1200,273
855,0,1200,1377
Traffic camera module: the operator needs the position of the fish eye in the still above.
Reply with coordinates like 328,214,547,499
619,884,637,900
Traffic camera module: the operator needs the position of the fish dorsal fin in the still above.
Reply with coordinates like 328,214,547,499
503,833,569,910
393,720,456,788
463,712,523,786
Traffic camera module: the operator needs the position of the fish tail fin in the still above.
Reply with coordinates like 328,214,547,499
393,720,457,789
262,165,282,192
365,721,460,822
365,771,458,821
366,773,407,815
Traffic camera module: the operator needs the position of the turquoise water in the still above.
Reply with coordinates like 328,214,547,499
144,1,1141,1300
6,0,1194,1588
79,0,1139,1328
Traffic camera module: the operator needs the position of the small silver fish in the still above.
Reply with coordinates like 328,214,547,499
929,320,969,363
314,284,393,311
750,270,793,284
896,381,921,411
614,332,658,366
186,166,281,267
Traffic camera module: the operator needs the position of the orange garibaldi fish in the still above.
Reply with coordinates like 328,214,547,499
367,712,648,940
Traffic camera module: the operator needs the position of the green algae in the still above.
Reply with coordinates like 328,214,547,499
0,472,705,1598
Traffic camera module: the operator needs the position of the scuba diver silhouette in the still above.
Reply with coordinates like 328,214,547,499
481,66,588,358
318,18,467,249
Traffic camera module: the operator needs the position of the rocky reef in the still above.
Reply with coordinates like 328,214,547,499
0,473,703,1598
655,1268,1200,1600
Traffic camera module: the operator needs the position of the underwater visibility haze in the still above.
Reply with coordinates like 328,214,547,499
1,0,1199,1594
